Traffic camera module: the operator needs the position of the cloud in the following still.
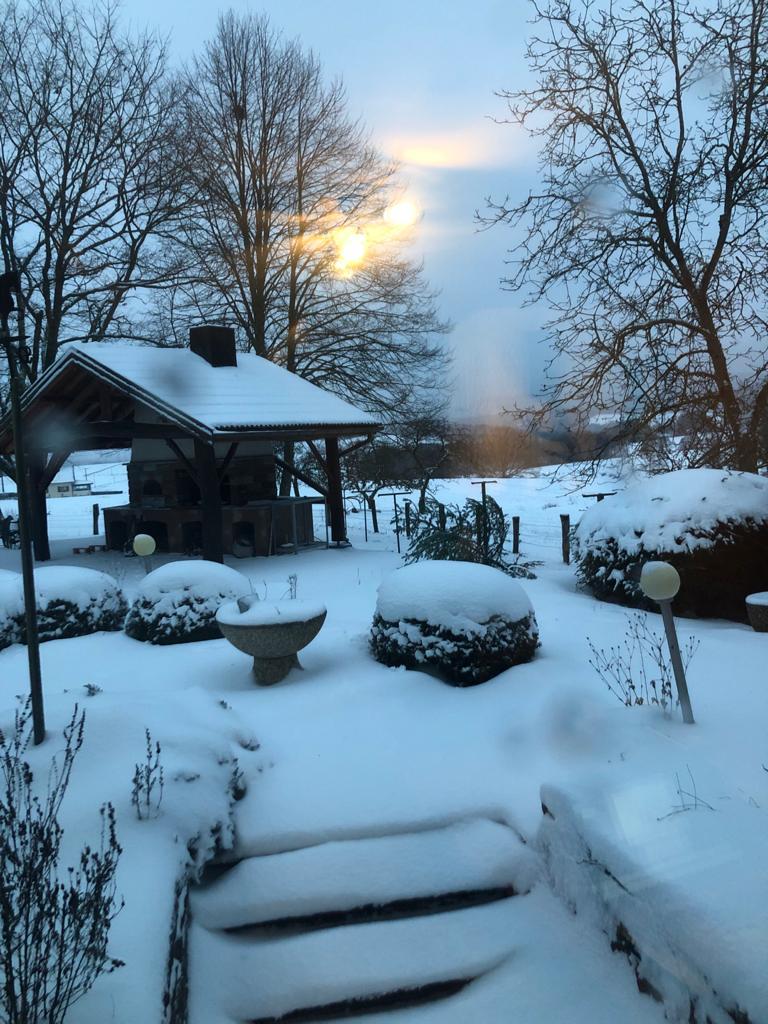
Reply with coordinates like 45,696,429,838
380,116,535,172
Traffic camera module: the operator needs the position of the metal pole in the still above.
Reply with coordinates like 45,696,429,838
512,515,521,555
362,496,368,542
659,599,695,724
480,482,488,561
392,494,401,554
2,318,45,744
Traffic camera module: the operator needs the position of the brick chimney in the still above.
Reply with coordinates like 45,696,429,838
189,325,237,367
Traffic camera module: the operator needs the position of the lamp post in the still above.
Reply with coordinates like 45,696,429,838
0,270,45,744
639,561,695,724
132,532,156,574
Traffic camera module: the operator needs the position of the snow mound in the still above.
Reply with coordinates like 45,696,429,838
376,560,533,636
217,598,326,628
0,573,24,650
575,468,768,556
0,566,126,645
34,565,123,610
126,560,251,645
137,560,251,601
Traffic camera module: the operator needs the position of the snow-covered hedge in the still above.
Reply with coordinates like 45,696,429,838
0,566,127,648
34,566,128,641
574,469,768,620
370,561,539,686
125,561,251,645
0,571,24,651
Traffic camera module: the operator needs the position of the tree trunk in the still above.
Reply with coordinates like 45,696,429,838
367,494,379,533
418,481,429,513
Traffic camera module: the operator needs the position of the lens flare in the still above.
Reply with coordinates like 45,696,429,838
384,200,419,227
337,232,366,270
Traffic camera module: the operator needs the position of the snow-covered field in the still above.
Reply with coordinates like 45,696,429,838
0,459,766,1023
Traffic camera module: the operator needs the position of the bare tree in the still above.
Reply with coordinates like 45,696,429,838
165,11,449,418
486,0,768,472
0,0,185,382
394,406,452,512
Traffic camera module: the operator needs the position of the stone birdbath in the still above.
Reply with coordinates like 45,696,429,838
216,597,327,685
746,592,768,632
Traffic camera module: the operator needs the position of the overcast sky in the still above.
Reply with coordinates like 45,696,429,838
125,0,545,418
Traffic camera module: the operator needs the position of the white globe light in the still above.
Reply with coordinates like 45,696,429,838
132,533,156,558
639,561,681,601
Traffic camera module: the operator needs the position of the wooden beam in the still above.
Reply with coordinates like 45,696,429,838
194,440,224,563
68,422,197,442
273,455,328,497
28,456,51,561
217,442,239,482
0,455,16,483
165,439,199,484
98,384,112,419
324,436,346,544
306,439,326,471
339,434,375,458
39,450,72,492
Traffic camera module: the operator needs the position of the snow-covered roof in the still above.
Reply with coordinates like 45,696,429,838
41,343,379,436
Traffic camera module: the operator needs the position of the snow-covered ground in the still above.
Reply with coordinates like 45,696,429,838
0,458,765,1022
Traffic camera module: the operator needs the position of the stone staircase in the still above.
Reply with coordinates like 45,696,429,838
187,818,540,1023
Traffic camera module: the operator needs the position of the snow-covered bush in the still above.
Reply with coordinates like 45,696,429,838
0,567,126,648
574,469,768,620
0,570,24,651
370,560,539,685
125,561,251,645
33,566,128,641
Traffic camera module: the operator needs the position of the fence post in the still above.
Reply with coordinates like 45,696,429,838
560,513,571,565
438,503,446,531
404,501,411,539
512,516,520,555
92,503,100,536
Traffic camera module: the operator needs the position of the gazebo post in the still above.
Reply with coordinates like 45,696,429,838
325,436,346,544
194,439,224,563
28,452,51,562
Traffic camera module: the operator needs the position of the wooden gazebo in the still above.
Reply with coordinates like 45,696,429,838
0,327,379,562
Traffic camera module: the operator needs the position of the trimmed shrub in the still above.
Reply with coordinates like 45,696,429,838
32,567,128,641
0,567,126,648
125,561,251,645
0,572,24,652
370,560,539,686
574,469,768,620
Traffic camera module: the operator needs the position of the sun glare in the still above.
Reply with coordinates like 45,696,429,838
337,232,367,270
384,199,419,227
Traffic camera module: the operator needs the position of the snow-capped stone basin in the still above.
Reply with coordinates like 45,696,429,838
745,592,768,632
216,599,327,685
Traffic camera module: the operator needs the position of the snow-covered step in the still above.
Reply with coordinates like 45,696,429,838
191,819,538,931
340,887,669,1024
187,897,521,1024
